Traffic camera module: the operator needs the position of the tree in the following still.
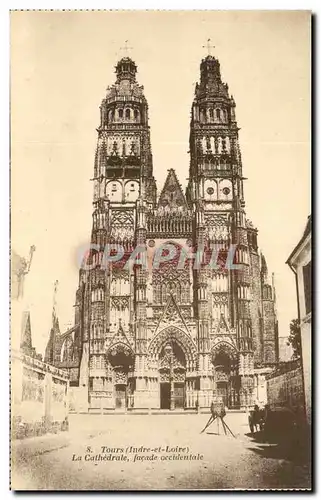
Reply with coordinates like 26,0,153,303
287,318,302,360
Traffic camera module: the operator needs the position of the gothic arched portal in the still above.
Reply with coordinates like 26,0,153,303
148,327,198,410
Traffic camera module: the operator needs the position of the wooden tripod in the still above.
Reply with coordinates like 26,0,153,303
200,413,235,438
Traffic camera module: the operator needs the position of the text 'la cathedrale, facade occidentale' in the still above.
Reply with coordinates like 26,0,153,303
45,53,279,411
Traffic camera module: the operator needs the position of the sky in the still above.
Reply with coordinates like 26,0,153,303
10,10,311,356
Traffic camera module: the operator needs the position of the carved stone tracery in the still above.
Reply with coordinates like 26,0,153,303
149,327,197,370
110,210,134,240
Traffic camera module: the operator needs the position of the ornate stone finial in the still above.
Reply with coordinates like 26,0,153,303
120,40,133,57
13,245,36,300
27,245,36,272
202,38,215,56
115,46,137,83
52,279,59,325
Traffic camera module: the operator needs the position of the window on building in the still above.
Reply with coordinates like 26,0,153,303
181,283,190,303
118,109,123,118
209,108,214,119
161,284,168,304
134,109,139,120
303,261,311,315
174,283,181,303
125,108,131,119
216,109,221,120
155,284,161,303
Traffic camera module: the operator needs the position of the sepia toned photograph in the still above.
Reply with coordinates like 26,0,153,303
10,10,311,490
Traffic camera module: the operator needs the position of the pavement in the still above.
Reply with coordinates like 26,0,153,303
10,412,311,491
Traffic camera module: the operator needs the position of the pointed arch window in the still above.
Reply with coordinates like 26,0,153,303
125,108,131,119
209,108,214,120
155,283,161,303
216,109,221,120
161,283,168,304
118,109,123,118
61,336,75,362
174,282,181,303
181,282,190,303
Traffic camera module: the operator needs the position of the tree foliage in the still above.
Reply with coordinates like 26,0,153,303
287,318,302,359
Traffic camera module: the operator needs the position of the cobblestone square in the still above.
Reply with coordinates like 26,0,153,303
11,413,311,490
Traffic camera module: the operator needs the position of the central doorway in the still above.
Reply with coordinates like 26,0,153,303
160,383,171,409
160,382,185,409
216,381,228,407
115,384,126,409
212,347,239,409
159,342,186,410
173,383,185,408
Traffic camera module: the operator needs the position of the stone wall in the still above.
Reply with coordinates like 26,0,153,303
11,350,69,439
249,251,263,363
266,359,304,412
253,366,274,406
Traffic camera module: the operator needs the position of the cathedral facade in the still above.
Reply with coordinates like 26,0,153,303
45,54,279,411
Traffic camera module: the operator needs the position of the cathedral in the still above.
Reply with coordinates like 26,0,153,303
45,52,279,411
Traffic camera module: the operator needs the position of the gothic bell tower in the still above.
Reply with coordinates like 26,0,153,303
187,53,256,408
95,56,156,205
76,56,157,410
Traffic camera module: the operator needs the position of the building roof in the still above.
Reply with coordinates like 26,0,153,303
20,311,32,350
286,215,311,267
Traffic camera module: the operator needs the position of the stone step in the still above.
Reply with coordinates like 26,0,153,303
71,408,245,415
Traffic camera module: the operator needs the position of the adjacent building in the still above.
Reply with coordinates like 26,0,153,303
286,215,311,425
11,249,69,438
266,358,304,415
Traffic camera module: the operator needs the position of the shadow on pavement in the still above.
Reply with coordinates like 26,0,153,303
245,430,311,465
